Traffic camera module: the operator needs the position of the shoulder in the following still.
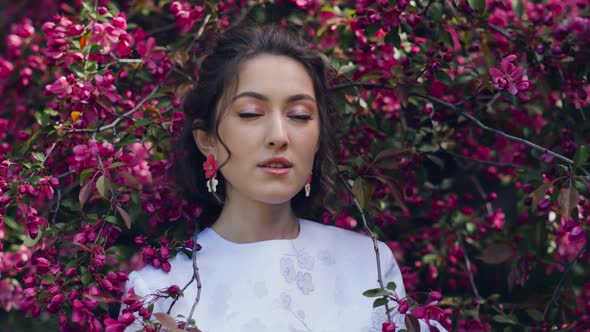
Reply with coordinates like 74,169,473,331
300,219,392,259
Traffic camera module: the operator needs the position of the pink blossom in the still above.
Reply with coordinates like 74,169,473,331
170,1,204,33
382,322,396,332
486,209,506,231
45,76,72,98
428,80,447,98
0,57,14,80
489,54,532,96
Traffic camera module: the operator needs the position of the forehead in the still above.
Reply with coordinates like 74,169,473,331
234,53,316,99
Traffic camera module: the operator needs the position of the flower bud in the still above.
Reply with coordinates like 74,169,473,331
398,300,410,314
167,285,180,295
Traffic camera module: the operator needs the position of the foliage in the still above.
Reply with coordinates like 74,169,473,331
0,0,589,331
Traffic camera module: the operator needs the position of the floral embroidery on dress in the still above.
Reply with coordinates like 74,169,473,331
317,249,335,266
280,292,292,310
297,251,315,270
280,257,297,283
296,271,314,295
277,292,312,332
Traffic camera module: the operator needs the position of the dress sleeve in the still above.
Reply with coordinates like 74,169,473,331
378,241,449,332
120,271,160,332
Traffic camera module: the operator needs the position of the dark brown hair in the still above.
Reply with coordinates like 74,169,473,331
172,24,337,219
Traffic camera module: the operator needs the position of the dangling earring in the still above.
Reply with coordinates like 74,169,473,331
203,154,219,193
305,175,312,197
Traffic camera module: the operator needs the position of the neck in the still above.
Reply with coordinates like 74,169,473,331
211,189,300,244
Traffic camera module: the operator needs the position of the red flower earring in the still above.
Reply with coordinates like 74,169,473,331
203,154,219,193
305,175,311,197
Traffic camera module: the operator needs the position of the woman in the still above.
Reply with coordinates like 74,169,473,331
121,24,445,332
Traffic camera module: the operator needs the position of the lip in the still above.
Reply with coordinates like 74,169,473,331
258,157,293,176
258,157,293,168
259,167,291,176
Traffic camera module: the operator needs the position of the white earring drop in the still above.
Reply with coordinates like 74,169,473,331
305,175,311,197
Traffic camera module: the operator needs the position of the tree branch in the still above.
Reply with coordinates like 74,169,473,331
416,93,588,173
183,229,203,331
328,81,589,175
69,14,211,135
337,173,393,323
543,241,588,320
436,146,532,171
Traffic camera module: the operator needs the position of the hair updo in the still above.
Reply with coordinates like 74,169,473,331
172,24,337,219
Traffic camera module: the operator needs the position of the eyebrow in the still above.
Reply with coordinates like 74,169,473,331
232,91,316,104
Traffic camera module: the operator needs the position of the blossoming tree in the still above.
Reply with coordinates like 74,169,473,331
0,0,589,331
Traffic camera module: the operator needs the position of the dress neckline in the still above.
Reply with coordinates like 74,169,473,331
203,218,306,247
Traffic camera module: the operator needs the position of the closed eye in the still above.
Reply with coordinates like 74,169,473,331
289,115,312,121
238,113,262,118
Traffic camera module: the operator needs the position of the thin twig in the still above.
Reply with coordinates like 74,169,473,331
489,24,514,41
419,93,581,169
56,170,76,179
457,236,483,319
436,147,531,170
167,276,196,315
51,188,61,225
337,173,393,323
329,81,589,175
183,229,203,331
543,241,588,320
42,142,57,165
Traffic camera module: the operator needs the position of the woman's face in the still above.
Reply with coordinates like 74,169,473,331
213,53,320,204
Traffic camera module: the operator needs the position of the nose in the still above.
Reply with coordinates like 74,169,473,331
265,112,289,150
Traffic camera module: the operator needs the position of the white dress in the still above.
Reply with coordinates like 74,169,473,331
122,219,446,331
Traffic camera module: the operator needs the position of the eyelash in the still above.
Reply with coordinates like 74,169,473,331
238,113,312,121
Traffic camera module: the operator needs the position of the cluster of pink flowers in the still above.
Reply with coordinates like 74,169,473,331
489,54,532,99
170,1,205,33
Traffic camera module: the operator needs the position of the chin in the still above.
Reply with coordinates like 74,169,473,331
252,191,299,205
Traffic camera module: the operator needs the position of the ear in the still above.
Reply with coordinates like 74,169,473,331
192,129,217,157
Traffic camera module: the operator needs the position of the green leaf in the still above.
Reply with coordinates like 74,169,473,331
422,253,438,264
362,287,390,297
96,175,109,197
467,0,486,13
405,315,421,332
573,145,589,168
153,313,182,332
478,243,515,264
429,2,444,22
526,308,544,322
79,178,94,207
117,205,132,229
435,71,453,86
492,314,518,324
23,232,42,247
32,152,45,162
385,281,397,291
105,215,118,224
372,297,388,308
3,215,19,230
557,186,578,220
426,155,444,168
108,162,127,169
80,168,95,186
81,273,92,285
514,0,524,17
134,118,153,128
352,179,366,209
